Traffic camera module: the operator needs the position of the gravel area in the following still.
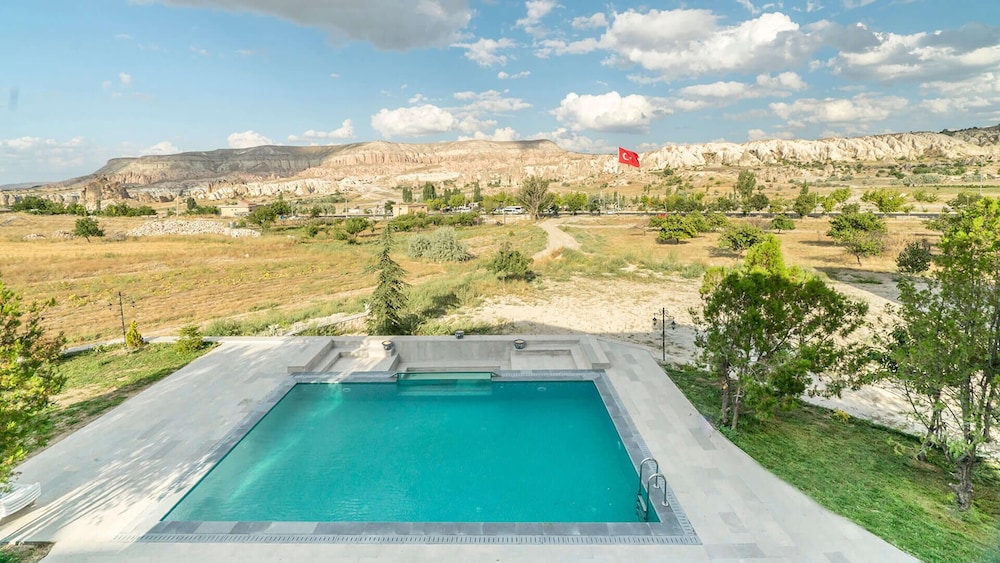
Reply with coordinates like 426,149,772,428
127,220,260,238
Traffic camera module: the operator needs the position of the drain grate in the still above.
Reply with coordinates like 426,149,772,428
133,532,702,545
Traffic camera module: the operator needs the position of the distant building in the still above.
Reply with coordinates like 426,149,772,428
393,203,429,217
219,201,259,218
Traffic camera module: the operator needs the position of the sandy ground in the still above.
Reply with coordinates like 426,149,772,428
446,221,999,459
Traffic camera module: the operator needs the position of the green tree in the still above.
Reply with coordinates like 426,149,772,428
656,214,698,244
366,225,409,335
447,193,466,208
770,214,795,233
517,176,551,220
745,193,770,213
271,194,292,217
125,320,144,350
73,217,104,242
873,198,1000,510
185,197,197,211
246,206,278,230
471,182,482,203
694,241,868,430
0,280,66,485
401,186,413,203
862,188,909,213
343,217,371,243
828,211,887,265
486,242,532,281
896,240,932,274
421,182,437,202
563,192,588,214
793,185,819,218
719,223,766,254
735,169,757,211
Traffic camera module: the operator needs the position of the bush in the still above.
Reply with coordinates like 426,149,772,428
175,324,205,353
407,228,473,262
487,242,531,281
719,223,766,253
896,240,932,274
770,214,795,233
125,320,144,350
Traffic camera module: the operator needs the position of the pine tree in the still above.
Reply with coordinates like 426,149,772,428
366,225,409,335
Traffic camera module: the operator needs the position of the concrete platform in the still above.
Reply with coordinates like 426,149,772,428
0,335,917,562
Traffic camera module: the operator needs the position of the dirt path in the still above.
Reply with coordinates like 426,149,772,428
533,218,583,260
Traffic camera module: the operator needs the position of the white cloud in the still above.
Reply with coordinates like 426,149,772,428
0,136,96,183
408,93,429,104
458,127,521,142
453,37,516,67
918,72,1000,117
227,130,274,148
371,105,457,138
140,141,179,155
119,72,132,86
675,72,807,108
528,128,611,153
287,119,355,142
497,70,531,79
833,24,1000,83
599,9,815,79
770,93,908,128
102,80,113,89
535,38,599,58
552,91,671,133
747,128,794,141
146,0,472,50
516,0,558,36
329,73,340,78
572,13,607,30
453,89,531,113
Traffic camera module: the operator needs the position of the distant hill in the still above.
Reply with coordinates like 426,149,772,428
2,125,998,207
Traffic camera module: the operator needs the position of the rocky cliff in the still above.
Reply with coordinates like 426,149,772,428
2,125,998,207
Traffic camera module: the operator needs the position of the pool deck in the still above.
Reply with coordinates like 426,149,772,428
0,336,917,562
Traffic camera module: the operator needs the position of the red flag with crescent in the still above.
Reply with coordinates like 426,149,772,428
618,147,640,168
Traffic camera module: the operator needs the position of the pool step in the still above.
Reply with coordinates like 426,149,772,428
396,379,493,396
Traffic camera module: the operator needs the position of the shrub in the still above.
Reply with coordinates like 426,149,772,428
896,240,932,274
175,324,205,353
719,223,766,253
770,214,795,233
487,242,531,281
407,228,473,262
125,320,144,350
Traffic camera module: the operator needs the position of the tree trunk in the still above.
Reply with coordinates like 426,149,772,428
719,360,731,425
951,453,976,511
730,382,743,431
918,399,944,461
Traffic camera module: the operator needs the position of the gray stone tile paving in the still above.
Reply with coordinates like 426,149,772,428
0,335,919,561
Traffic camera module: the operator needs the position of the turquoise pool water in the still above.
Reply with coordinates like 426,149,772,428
164,380,647,523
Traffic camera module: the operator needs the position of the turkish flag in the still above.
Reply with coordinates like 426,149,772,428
618,147,640,168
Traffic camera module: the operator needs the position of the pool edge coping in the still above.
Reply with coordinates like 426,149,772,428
140,369,701,546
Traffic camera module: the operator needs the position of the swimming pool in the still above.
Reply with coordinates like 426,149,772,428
166,379,648,522
149,369,698,544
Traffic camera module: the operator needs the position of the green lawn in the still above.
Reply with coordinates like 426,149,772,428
45,343,213,448
664,365,1000,563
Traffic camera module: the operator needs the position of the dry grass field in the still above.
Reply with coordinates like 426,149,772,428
0,213,546,344
0,210,936,346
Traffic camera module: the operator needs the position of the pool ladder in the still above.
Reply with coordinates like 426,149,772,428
635,457,669,522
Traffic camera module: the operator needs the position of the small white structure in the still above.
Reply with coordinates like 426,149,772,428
0,482,40,519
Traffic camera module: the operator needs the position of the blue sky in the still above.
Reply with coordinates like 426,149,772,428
1,0,999,184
